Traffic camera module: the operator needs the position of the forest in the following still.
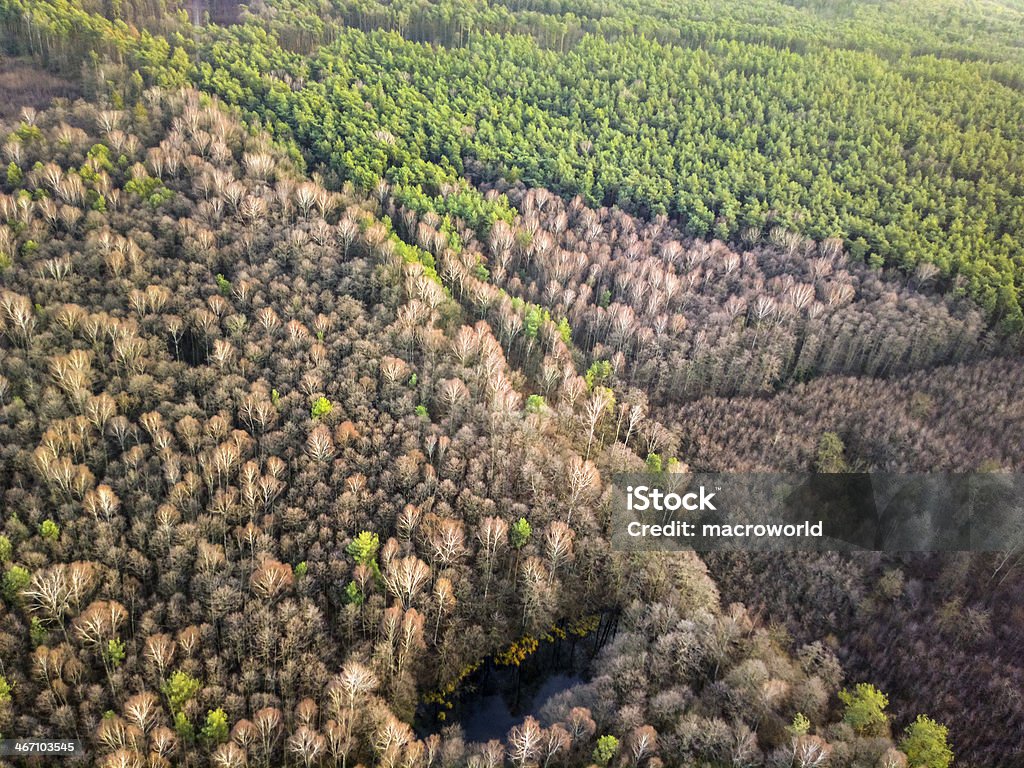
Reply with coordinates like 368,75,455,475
0,0,1023,766
4,0,1024,328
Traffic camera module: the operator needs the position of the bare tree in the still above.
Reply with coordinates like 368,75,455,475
477,516,508,601
507,716,543,768
288,725,325,768
383,555,431,609
543,521,575,584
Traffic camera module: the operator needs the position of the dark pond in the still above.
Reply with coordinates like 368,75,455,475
419,612,620,742
459,671,584,742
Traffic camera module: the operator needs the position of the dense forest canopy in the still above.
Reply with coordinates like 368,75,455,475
4,0,1024,329
1,0,1023,766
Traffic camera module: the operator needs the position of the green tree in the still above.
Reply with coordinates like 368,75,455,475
347,531,380,565
162,670,202,714
593,734,619,767
511,517,532,549
347,531,381,580
0,674,12,703
344,580,365,605
215,273,231,296
201,708,230,745
585,360,612,390
39,519,60,541
525,306,544,339
2,565,30,602
6,162,22,187
29,617,47,646
645,453,663,473
839,682,889,736
104,638,126,667
557,317,572,345
311,396,333,419
901,715,953,768
788,712,811,736
0,535,11,563
525,394,546,414
173,710,195,742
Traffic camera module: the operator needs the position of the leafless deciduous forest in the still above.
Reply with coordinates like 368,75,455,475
0,78,1021,768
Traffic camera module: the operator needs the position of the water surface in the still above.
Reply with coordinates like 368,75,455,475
459,672,584,742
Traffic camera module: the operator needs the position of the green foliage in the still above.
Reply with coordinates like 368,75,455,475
39,519,60,541
593,734,620,767
271,388,280,405
645,453,663,473
525,394,546,414
594,386,616,415
389,232,442,284
0,535,10,563
0,674,12,703
344,580,364,605
6,162,22,187
788,712,811,736
900,715,954,768
201,708,230,745
2,565,30,602
173,710,195,742
310,396,333,419
215,273,231,296
585,360,612,390
162,670,202,714
415,404,429,419
14,123,42,142
839,682,890,736
556,317,572,345
815,432,849,473
104,637,126,667
348,531,380,564
511,517,532,549
29,617,48,646
294,561,308,578
347,531,381,580
87,143,114,171
524,305,544,339
408,373,418,388
124,175,174,207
